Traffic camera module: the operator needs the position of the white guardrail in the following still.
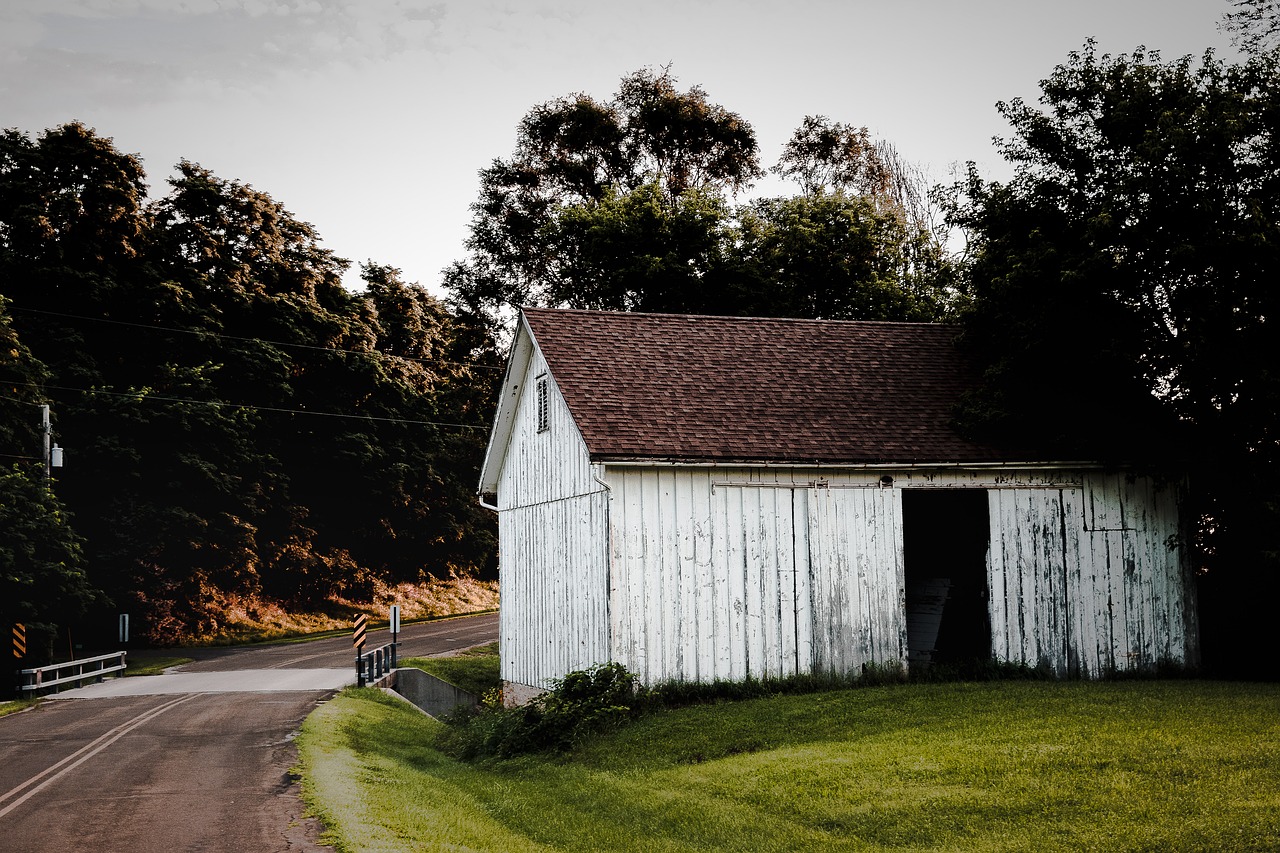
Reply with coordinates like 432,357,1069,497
18,651,128,694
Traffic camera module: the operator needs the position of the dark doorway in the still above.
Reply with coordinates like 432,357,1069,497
902,489,991,669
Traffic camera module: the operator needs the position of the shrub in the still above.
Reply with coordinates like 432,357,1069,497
436,662,640,760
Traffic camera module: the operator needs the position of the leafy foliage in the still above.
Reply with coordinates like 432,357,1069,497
732,191,951,321
445,67,761,324
446,68,959,329
549,182,734,313
0,123,497,644
1223,0,1280,54
437,662,641,760
0,463,98,662
773,115,891,197
945,40,1280,675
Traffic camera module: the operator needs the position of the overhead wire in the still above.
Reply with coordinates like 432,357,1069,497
4,380,488,430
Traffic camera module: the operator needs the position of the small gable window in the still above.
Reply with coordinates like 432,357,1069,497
536,374,550,433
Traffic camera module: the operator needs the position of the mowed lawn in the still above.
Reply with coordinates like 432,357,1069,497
297,679,1280,852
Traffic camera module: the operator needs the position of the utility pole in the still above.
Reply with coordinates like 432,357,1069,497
40,403,51,482
39,403,63,482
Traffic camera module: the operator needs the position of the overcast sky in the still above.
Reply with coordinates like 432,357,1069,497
1,1,1235,294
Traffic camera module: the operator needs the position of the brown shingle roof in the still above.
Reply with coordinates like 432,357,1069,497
522,307,1032,465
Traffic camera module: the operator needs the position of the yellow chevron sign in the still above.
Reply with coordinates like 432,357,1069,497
353,614,367,649
13,623,25,658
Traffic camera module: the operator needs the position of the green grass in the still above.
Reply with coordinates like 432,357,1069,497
400,642,500,696
296,679,1280,852
0,698,38,717
124,655,194,676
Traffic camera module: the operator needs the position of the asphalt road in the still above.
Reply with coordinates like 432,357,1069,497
0,611,498,853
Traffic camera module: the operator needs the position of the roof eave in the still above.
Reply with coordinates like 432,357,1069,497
590,456,1112,470
477,312,537,496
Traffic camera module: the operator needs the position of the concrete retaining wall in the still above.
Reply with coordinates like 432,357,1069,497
393,668,478,718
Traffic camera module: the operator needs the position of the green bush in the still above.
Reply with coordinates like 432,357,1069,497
437,662,640,760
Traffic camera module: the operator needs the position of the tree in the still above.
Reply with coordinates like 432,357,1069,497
945,41,1280,674
549,182,735,313
2,124,500,642
0,295,48,454
731,192,949,321
1,295,101,668
446,73,959,327
773,116,890,198
773,116,952,248
1222,0,1280,54
0,465,98,662
446,67,762,325
0,122,149,274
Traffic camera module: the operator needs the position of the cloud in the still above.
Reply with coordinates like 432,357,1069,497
0,0,449,115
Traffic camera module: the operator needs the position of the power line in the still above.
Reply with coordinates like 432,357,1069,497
6,381,488,430
7,304,504,371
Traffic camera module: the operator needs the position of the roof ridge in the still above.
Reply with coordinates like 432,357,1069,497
519,305,952,329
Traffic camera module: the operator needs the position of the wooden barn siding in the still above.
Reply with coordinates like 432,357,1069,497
988,473,1195,677
496,346,609,690
603,466,1193,685
807,486,907,675
496,346,597,511
498,494,610,689
607,467,915,684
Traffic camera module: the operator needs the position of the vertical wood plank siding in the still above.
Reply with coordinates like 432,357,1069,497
499,494,610,689
807,486,908,675
987,474,1196,677
498,373,1197,690
608,469,912,683
496,347,609,690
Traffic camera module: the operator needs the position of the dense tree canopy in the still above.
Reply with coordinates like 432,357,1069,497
1,296,98,655
945,39,1279,672
446,68,957,329
0,123,497,645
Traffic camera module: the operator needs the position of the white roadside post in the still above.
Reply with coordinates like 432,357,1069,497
389,605,400,668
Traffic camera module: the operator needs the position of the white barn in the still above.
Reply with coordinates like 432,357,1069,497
478,308,1199,699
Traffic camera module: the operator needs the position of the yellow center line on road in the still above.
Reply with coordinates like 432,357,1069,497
0,693,202,818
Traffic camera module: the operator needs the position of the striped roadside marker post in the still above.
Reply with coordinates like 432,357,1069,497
12,623,25,699
353,614,368,687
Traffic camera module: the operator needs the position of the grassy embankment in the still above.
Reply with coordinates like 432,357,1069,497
296,660,1280,852
400,642,500,697
173,574,498,646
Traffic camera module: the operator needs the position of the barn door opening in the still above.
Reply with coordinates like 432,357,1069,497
902,489,991,669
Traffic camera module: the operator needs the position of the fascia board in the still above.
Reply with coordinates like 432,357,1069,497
477,312,535,495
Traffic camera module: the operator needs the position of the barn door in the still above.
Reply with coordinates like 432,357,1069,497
902,489,992,669
987,488,1079,676
715,485,809,681
806,486,908,675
